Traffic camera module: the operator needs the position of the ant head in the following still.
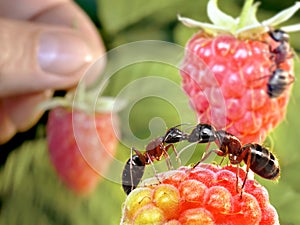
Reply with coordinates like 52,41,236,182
163,125,188,143
188,123,217,143
269,29,289,42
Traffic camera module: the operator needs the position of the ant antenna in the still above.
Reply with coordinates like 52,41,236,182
129,147,134,190
263,133,274,151
146,154,163,185
176,142,198,160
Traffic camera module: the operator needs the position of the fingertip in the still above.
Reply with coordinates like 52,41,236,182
32,1,105,59
38,30,94,75
0,19,102,97
3,90,53,131
0,107,16,144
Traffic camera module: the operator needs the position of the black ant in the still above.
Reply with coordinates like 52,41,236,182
267,68,294,98
266,29,294,98
268,29,291,65
188,124,280,194
122,123,280,196
121,125,188,195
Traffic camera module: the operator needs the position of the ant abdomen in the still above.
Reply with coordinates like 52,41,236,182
243,143,280,180
122,155,146,195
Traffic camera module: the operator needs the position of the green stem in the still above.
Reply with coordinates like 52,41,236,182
237,0,254,29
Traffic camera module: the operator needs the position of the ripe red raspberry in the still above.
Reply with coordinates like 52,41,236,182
46,94,118,195
179,0,300,144
120,164,279,225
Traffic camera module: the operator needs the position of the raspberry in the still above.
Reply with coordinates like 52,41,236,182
46,90,119,195
181,33,292,144
120,164,279,225
178,0,300,144
47,107,118,195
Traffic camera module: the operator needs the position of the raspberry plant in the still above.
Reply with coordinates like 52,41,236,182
179,0,300,144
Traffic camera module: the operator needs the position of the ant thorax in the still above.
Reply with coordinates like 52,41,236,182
146,137,164,150
215,131,242,154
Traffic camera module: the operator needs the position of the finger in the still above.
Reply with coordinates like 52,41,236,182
32,1,107,83
0,18,95,97
0,0,104,62
0,0,66,19
0,90,53,144
32,1,105,57
0,107,15,144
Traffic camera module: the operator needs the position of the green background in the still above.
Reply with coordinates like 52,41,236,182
1,0,300,224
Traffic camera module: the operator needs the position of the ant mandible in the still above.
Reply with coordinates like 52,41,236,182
121,124,188,195
188,124,280,193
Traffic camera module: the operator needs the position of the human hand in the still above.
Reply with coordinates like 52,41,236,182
0,0,105,144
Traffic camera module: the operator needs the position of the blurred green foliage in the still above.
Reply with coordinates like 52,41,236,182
0,139,124,225
1,0,300,224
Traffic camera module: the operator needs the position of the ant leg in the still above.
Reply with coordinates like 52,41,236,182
129,147,134,190
242,155,251,190
163,151,173,170
129,147,140,191
165,144,181,166
239,152,252,198
122,147,146,195
202,142,212,156
176,142,198,160
219,155,226,166
268,50,277,71
193,149,224,168
145,153,162,184
236,164,240,194
287,74,295,85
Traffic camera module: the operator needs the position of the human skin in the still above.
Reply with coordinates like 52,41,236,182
0,0,105,144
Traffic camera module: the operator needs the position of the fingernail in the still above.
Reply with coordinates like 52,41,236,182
38,31,93,74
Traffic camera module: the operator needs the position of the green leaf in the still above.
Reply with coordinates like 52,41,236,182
0,139,125,225
173,23,196,46
103,60,196,146
97,0,182,34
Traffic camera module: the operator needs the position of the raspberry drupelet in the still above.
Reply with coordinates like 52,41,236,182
120,164,279,225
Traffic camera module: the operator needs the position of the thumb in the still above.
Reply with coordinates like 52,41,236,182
0,18,96,97
0,90,53,144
